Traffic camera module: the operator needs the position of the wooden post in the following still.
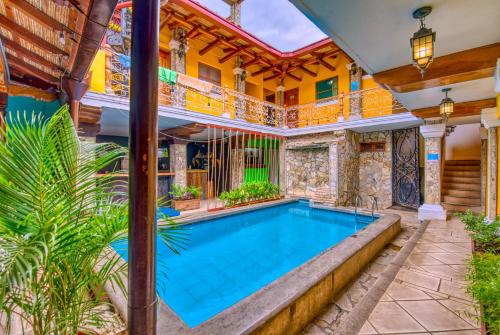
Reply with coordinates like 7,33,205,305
128,0,159,334
63,78,89,129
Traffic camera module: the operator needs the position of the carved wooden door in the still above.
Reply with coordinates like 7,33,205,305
392,127,420,208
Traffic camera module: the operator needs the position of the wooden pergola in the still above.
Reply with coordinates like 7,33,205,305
0,0,117,127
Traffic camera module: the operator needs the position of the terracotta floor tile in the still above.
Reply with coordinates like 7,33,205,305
386,282,432,301
438,299,479,328
428,253,469,265
432,243,470,253
358,321,378,335
414,243,448,253
396,268,441,291
430,331,480,335
439,281,473,302
419,265,465,281
369,302,426,334
399,300,473,331
407,253,446,266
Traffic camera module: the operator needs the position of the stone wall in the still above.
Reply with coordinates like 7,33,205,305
230,148,245,189
286,147,330,197
337,130,360,206
284,130,394,209
359,131,393,209
170,143,187,186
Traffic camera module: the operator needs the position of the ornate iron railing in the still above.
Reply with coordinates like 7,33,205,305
100,54,405,129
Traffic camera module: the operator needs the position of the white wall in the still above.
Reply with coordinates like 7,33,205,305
445,123,481,161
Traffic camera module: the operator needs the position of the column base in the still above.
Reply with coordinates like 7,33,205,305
418,204,447,221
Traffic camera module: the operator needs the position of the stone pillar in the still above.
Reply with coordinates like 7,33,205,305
233,66,246,119
487,127,497,220
480,127,488,215
481,107,500,220
347,63,362,120
169,142,187,186
230,148,244,189
328,143,338,201
276,85,285,127
279,138,286,196
227,0,242,26
336,130,360,206
169,27,188,74
418,124,447,221
78,122,100,143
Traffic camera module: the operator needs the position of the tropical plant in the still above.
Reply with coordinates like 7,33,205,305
467,253,500,333
169,184,200,200
219,181,279,207
0,107,183,334
459,211,500,252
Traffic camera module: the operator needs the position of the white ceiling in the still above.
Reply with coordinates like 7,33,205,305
291,0,500,73
290,0,500,111
394,77,496,110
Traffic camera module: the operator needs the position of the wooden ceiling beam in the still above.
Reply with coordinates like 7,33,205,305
186,26,200,38
0,15,69,56
6,0,65,32
412,98,497,119
6,55,59,85
298,65,317,77
318,58,336,71
219,46,247,63
2,38,64,71
199,38,220,56
252,66,275,76
242,57,260,68
373,43,500,93
286,72,302,82
264,72,281,81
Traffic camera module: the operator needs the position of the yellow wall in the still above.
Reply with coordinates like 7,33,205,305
89,27,396,124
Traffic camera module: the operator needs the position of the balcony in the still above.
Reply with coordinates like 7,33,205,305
90,50,407,130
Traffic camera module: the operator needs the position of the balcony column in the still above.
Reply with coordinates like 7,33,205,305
481,107,500,220
480,127,488,214
276,84,285,127
169,27,188,74
233,66,246,119
418,124,447,221
225,0,243,26
347,63,362,120
169,141,187,187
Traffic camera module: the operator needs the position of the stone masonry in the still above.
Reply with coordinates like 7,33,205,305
285,130,394,209
359,131,393,209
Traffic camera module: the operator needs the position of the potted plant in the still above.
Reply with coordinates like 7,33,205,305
219,181,280,208
170,184,201,211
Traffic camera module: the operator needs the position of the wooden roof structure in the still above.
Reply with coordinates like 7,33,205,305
0,0,117,96
161,0,352,83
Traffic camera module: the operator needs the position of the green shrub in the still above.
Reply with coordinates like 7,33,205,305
170,184,200,200
468,253,500,333
459,211,500,252
219,181,279,207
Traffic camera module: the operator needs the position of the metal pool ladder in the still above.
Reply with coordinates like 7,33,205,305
370,195,379,220
354,193,363,219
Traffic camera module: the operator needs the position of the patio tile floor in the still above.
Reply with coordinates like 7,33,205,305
360,216,479,335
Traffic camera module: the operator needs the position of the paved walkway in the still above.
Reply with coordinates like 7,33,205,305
360,216,479,335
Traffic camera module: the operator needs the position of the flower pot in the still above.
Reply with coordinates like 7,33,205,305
172,198,201,211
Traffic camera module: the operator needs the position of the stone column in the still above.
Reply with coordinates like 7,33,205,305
480,127,488,215
328,143,338,201
226,0,243,26
347,63,362,120
279,138,286,196
487,127,497,220
78,122,100,143
0,92,7,134
233,66,246,119
418,124,447,221
169,142,187,186
230,147,244,189
481,107,500,220
169,27,188,74
276,85,285,127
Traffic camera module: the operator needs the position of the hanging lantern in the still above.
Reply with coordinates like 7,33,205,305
410,6,436,77
440,88,454,119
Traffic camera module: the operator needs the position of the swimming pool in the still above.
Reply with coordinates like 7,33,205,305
113,200,375,328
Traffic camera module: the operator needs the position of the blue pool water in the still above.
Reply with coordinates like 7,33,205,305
113,201,374,327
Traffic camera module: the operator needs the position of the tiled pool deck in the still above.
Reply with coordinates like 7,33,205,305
303,213,479,335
